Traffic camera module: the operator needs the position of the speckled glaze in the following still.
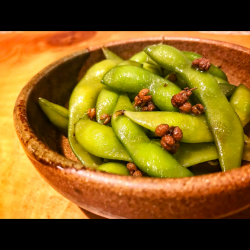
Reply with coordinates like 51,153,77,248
13,37,250,219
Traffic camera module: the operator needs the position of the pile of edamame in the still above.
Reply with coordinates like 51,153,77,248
38,44,250,178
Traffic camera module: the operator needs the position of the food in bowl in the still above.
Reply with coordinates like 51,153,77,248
38,43,250,178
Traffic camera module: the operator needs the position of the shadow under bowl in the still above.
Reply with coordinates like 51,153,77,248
13,37,250,219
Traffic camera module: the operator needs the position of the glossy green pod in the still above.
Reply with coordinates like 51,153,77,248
142,62,163,76
230,83,250,127
124,111,214,143
68,59,120,168
146,56,159,65
101,65,180,112
118,60,142,67
102,47,124,63
144,44,244,171
130,51,163,76
182,51,228,81
38,97,69,132
111,93,193,178
174,142,218,167
172,75,235,100
181,51,235,98
152,139,218,167
96,87,120,125
75,119,132,162
217,82,236,97
96,162,130,176
129,51,148,63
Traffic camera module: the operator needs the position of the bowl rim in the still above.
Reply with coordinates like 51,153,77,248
13,36,250,207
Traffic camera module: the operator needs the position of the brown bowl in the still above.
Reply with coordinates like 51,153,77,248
13,37,250,219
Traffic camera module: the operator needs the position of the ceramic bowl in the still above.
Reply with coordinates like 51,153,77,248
13,37,250,219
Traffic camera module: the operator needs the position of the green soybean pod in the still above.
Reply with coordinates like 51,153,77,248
68,59,120,169
182,51,228,81
96,162,130,176
101,65,181,112
130,45,163,65
171,74,235,99
129,51,148,63
230,84,250,127
144,44,244,171
172,142,218,168
38,97,69,132
75,119,132,162
181,53,236,102
146,56,159,66
152,139,218,168
102,47,124,63
130,51,163,76
124,111,214,143
212,75,236,97
96,87,120,125
102,48,160,77
219,83,236,98
118,60,142,67
111,93,193,178
142,62,163,77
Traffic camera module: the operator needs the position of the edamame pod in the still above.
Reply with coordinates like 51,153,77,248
217,82,236,97
152,140,218,167
118,60,142,67
96,86,120,125
166,51,234,98
146,56,158,66
172,75,235,99
144,44,244,171
102,48,162,75
102,47,124,63
181,51,236,98
174,142,218,168
130,51,163,76
96,162,130,176
75,119,132,162
153,138,250,166
68,59,120,168
111,93,193,178
101,65,181,112
142,62,163,76
38,97,69,132
230,83,250,127
182,51,228,81
124,111,214,143
129,51,148,63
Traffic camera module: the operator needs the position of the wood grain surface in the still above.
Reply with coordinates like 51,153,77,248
2,31,250,219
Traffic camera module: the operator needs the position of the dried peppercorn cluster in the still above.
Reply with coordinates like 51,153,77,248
191,57,211,71
134,89,156,111
171,87,205,115
126,163,143,177
155,124,183,154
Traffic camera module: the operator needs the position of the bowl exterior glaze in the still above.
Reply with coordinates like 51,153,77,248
13,37,250,219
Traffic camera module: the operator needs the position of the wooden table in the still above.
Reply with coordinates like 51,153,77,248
2,31,250,219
